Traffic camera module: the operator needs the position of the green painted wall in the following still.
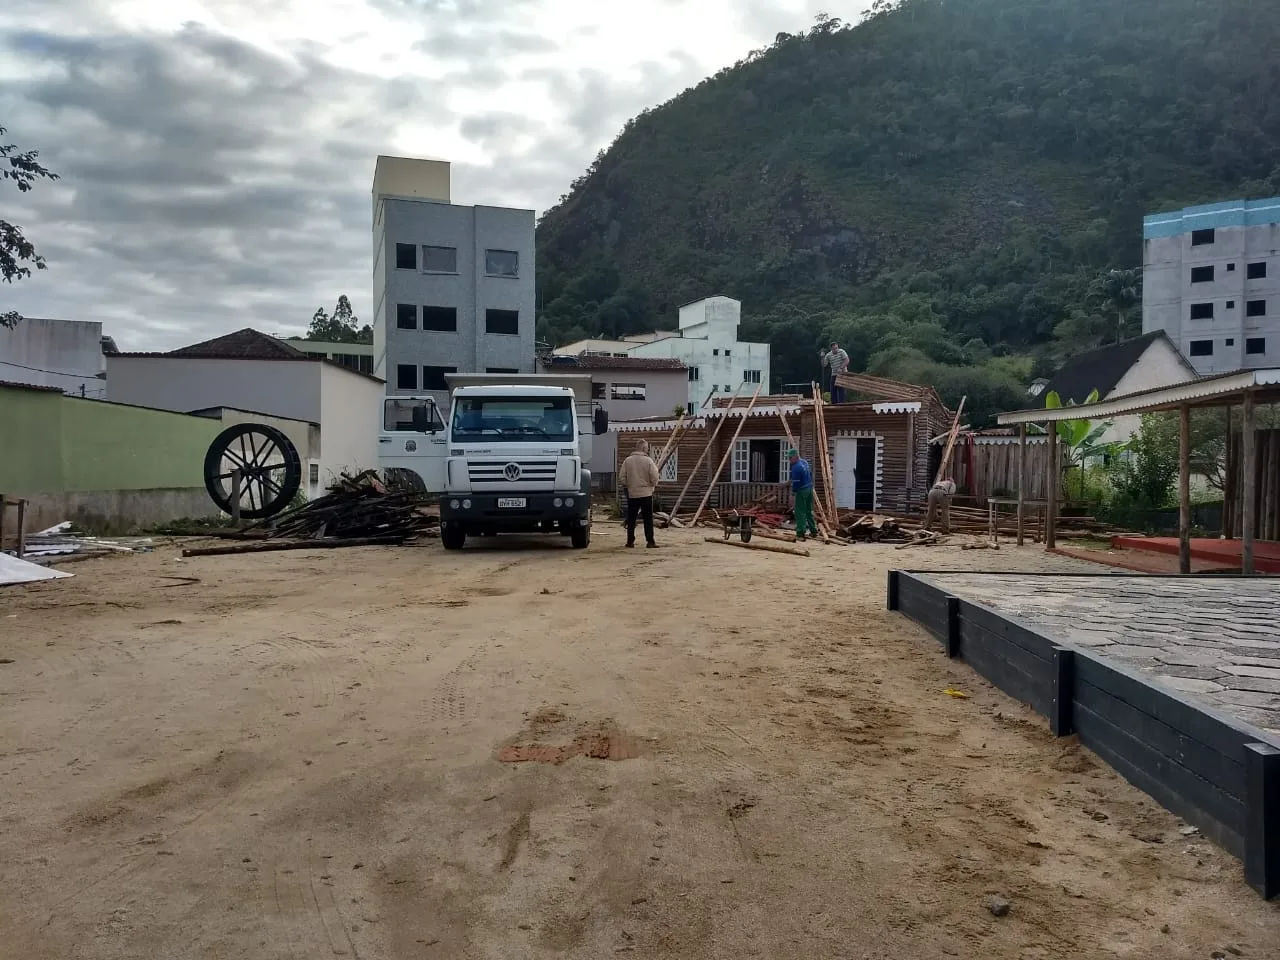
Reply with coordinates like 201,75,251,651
0,387,64,490
0,386,220,493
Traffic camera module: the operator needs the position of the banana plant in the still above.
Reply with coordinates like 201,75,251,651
1042,388,1123,498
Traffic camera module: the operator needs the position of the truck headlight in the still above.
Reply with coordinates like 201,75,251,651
450,499,460,509
553,497,563,508
565,497,575,507
462,499,471,509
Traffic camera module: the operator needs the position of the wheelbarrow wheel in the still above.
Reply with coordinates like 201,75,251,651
741,526,753,543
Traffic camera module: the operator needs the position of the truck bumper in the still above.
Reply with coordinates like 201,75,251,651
440,491,590,533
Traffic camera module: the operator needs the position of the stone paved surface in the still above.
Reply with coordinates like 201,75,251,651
922,574,1280,735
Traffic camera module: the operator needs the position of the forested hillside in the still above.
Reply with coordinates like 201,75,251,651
535,0,1280,422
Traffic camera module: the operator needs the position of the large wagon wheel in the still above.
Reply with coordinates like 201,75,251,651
203,423,302,519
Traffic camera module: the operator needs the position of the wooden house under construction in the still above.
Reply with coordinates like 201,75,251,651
612,373,953,515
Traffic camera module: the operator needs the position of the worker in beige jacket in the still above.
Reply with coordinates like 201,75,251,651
620,439,661,548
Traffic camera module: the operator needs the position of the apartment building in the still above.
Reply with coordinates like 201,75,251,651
553,296,771,408
371,156,536,406
1143,196,1280,374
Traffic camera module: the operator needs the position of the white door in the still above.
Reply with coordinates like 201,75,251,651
378,397,448,492
834,438,877,510
834,439,858,508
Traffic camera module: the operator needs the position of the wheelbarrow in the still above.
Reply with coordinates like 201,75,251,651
722,512,754,543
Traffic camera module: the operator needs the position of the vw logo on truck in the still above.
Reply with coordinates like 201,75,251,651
503,462,522,481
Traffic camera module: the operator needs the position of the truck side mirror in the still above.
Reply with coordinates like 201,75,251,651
593,408,609,436
411,404,432,433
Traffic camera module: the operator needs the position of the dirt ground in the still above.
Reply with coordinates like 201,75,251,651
2,523,1278,960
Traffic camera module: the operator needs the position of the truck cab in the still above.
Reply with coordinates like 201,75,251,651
378,374,607,550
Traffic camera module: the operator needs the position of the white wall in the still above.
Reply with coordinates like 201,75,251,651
107,357,323,422
630,336,770,408
0,317,104,396
1102,340,1196,445
318,363,382,485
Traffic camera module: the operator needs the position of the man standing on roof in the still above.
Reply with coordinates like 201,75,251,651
788,448,819,541
821,342,850,403
923,476,956,535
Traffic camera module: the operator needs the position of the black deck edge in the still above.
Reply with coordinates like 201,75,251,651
888,569,1280,901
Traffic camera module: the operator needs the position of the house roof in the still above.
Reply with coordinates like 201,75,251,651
113,328,384,383
169,328,309,359
1041,331,1191,404
0,380,65,393
543,355,687,372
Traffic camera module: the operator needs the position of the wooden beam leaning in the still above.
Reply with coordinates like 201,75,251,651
934,395,967,486
811,383,838,524
664,386,744,524
1242,389,1257,575
1178,403,1192,574
690,383,764,527
655,387,716,472
778,408,833,540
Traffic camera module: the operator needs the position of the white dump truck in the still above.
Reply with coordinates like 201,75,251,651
378,373,607,550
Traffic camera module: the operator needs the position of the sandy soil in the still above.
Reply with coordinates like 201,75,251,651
1,524,1277,960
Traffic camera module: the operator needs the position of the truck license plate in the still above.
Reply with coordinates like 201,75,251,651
497,498,526,508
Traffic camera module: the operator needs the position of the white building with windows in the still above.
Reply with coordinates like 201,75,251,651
372,156,536,408
553,297,770,408
1143,196,1280,374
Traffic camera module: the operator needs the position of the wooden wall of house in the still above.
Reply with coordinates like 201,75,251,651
614,426,715,510
794,405,917,513
954,440,1051,503
1224,429,1280,540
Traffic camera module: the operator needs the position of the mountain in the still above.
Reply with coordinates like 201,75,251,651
534,0,1280,423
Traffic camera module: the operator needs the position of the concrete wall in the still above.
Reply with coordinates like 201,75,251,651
372,155,451,216
1143,199,1280,374
0,316,105,396
630,336,771,409
378,199,536,407
318,363,382,485
564,368,688,476
107,356,323,423
0,384,222,535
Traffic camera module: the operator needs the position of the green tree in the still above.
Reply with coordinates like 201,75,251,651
1,125,59,329
307,295,372,344
1112,414,1179,509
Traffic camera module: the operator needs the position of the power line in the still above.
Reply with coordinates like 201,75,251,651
0,358,105,379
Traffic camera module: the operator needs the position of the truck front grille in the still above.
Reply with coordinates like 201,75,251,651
467,459,559,484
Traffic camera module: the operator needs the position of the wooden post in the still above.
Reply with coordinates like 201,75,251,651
1223,404,1234,538
690,383,763,527
15,499,25,559
231,469,243,527
0,495,6,554
1178,404,1192,574
1046,423,1058,549
1016,423,1026,547
1242,390,1257,575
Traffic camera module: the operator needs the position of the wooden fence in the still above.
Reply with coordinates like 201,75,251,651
1224,429,1280,540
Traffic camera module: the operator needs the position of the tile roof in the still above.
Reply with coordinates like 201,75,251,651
168,328,308,359
0,380,65,393
112,328,384,382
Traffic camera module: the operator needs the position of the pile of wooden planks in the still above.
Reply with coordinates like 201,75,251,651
182,471,439,557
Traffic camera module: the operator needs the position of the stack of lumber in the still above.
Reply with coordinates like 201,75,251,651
183,471,439,557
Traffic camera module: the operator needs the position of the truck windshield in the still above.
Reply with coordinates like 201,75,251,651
451,396,574,442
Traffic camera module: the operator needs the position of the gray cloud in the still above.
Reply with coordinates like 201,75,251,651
0,2,840,350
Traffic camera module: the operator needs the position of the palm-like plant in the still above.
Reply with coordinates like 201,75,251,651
1042,389,1123,500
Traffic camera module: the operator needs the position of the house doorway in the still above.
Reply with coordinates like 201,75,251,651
834,437,877,510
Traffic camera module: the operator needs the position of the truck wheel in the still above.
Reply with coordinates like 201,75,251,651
570,525,590,549
441,527,466,551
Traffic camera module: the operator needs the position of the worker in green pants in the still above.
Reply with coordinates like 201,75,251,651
788,448,819,540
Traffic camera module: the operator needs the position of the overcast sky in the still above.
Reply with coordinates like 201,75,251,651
1,0,862,350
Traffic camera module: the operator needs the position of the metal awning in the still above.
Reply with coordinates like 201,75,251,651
997,369,1280,425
